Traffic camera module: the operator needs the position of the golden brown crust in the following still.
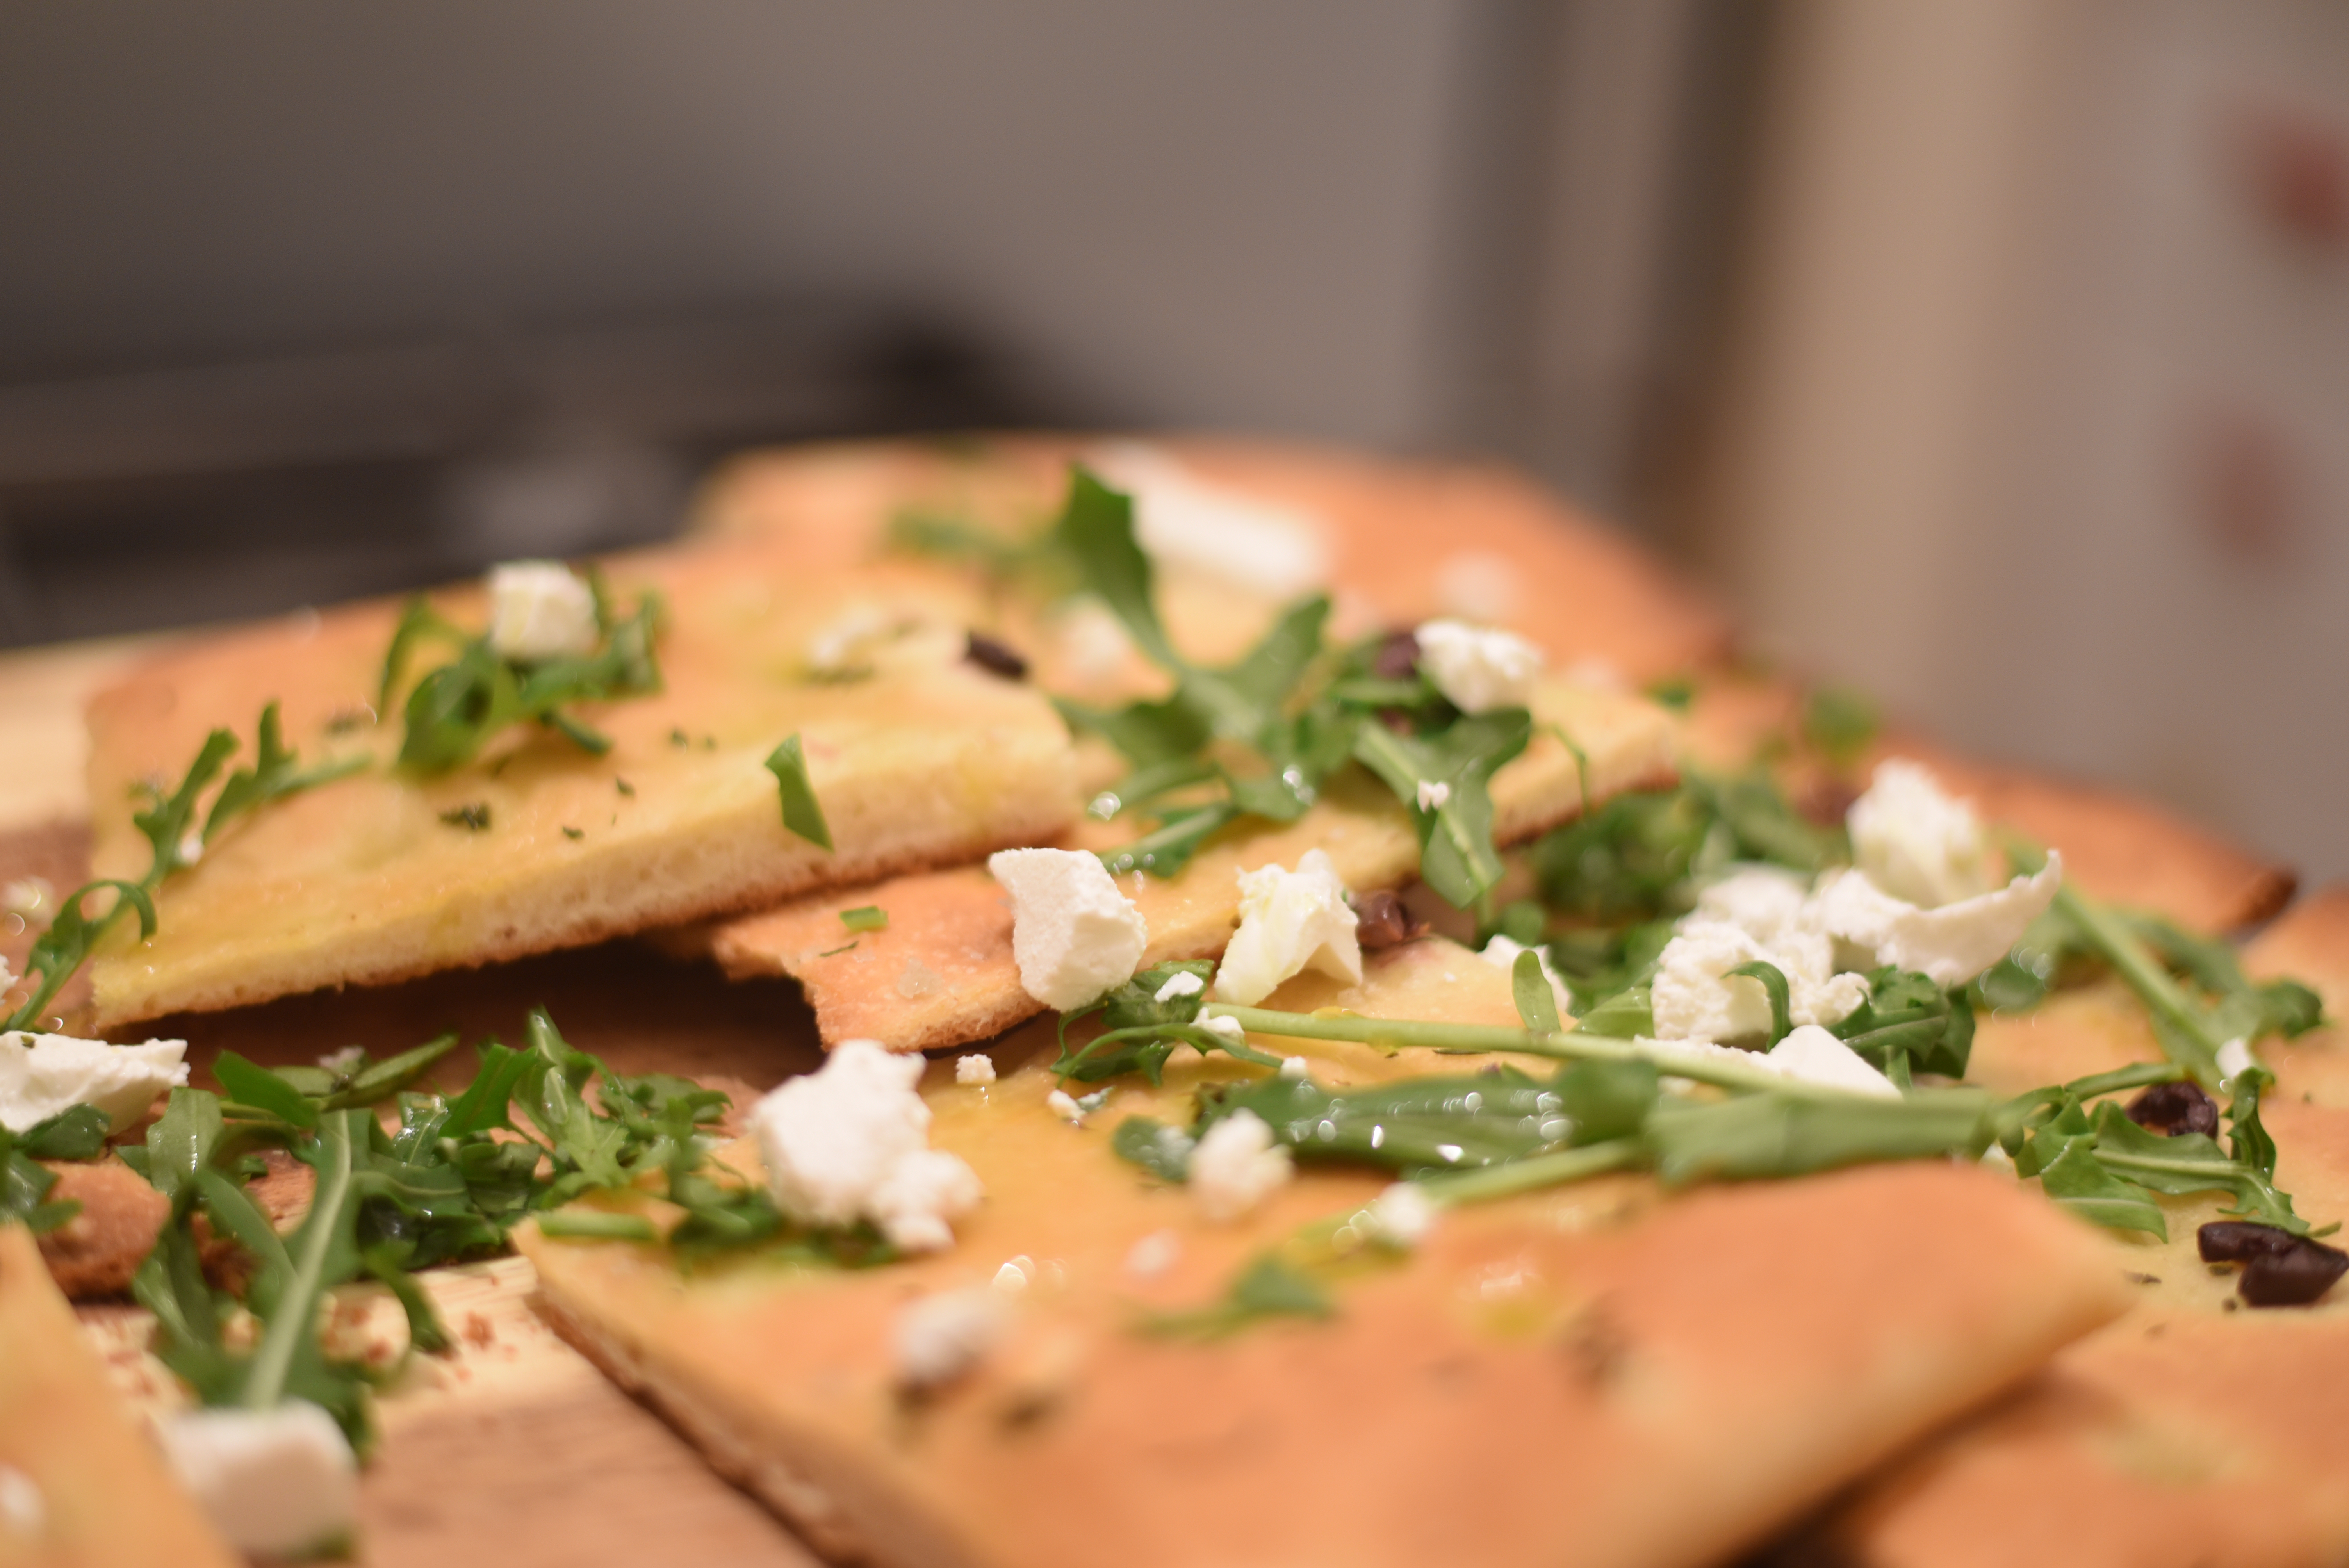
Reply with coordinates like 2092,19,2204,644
32,1158,168,1297
83,546,1078,1029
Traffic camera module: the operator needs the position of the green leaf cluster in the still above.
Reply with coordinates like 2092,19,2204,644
1829,966,1976,1086
378,574,663,774
1051,961,1280,1085
0,1105,111,1233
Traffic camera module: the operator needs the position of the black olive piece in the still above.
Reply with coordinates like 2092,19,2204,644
2198,1220,2303,1263
2126,1080,2220,1137
1370,629,1420,681
1354,889,1426,951
2240,1237,2349,1308
964,631,1029,681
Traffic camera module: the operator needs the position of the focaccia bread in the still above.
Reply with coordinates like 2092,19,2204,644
687,433,1734,684
523,940,2132,1568
84,547,1078,1029
693,677,1677,1051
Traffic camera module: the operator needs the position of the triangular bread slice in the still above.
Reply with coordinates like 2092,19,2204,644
1804,888,2349,1568
687,433,1733,683
0,1223,242,1566
85,545,1077,1029
523,938,2130,1568
688,677,1677,1051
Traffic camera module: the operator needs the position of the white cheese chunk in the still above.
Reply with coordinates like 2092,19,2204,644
1416,779,1451,811
1213,848,1362,1005
485,560,598,663
749,1040,982,1254
1278,1055,1310,1081
1123,1228,1182,1279
2217,1036,2256,1084
1811,854,2064,989
1198,1016,1247,1046
1188,1109,1293,1222
1046,1089,1085,1124
1153,970,1205,1004
989,848,1149,1011
1366,1181,1438,1247
1650,919,1867,1044
954,1053,996,1086
1766,1025,1903,1099
1847,760,1993,909
1090,442,1330,599
0,1033,189,1133
1412,618,1544,714
0,1463,44,1538
1478,934,1572,1018
992,1255,1034,1294
893,1288,1008,1391
157,1402,357,1559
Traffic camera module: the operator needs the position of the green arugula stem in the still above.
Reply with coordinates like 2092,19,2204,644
2051,884,2225,1086
243,1113,354,1412
1411,1138,1644,1205
1200,1005,1879,1103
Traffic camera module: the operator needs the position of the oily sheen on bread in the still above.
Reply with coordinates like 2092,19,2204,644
691,677,1677,1051
83,546,1077,1029
522,940,2132,1568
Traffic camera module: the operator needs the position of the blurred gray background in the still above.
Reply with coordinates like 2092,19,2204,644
2,0,2344,882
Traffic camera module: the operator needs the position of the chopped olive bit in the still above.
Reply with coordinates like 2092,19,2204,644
962,630,1028,680
2199,1221,2349,1307
5,702,362,1032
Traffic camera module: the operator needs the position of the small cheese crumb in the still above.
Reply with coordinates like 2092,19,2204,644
0,1033,190,1133
2217,1036,2256,1083
1413,618,1544,714
1214,848,1362,1005
1124,1228,1182,1279
1980,1142,2017,1173
158,1402,357,1558
1046,1089,1085,1123
486,560,599,662
175,831,204,868
1199,1015,1247,1046
316,1045,365,1075
989,848,1150,1010
1153,970,1206,1003
893,1288,1008,1391
1188,1110,1293,1221
1766,1025,1903,1099
749,1040,982,1253
1847,761,1993,909
1366,1182,1438,1247
955,1053,996,1086
0,1464,43,1538
1278,1055,1310,1080
1416,779,1452,811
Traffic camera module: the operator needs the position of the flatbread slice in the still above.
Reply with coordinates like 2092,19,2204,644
85,547,1077,1029
688,434,1734,682
0,1223,241,1567
692,677,1677,1051
522,938,2130,1568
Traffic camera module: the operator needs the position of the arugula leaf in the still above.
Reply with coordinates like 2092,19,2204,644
1142,1252,1333,1338
2036,1141,2170,1237
0,1107,115,1232
1048,469,1178,668
1645,1089,1993,1186
765,734,834,851
1194,1069,1570,1174
1110,1116,1198,1181
1831,967,1975,1080
1353,709,1531,912
203,703,365,840
4,879,155,1032
1511,949,1563,1034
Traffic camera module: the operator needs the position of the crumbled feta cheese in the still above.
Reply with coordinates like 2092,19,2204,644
0,1033,189,1133
1435,551,1520,623
1046,1089,1085,1123
1766,1025,1903,1099
1090,443,1330,599
1649,920,1866,1044
316,1045,366,1075
805,604,893,674
1811,853,2064,989
1278,1055,1310,1081
1366,1182,1438,1247
1198,1015,1247,1046
749,1040,982,1253
157,1402,357,1559
1075,1087,1113,1114
0,1464,43,1538
1847,761,1993,909
175,831,204,868
485,560,599,662
1692,865,1814,940
1153,970,1205,1004
955,1053,996,1086
893,1288,1009,1391
992,1255,1034,1293
2217,1036,2256,1084
1214,849,1362,1005
1478,935,1573,1019
1050,600,1138,686
989,848,1150,1011
1416,779,1452,811
1188,1110,1293,1221
1124,1228,1182,1279
1412,618,1544,714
